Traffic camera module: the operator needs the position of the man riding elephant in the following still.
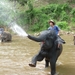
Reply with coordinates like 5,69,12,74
27,29,65,75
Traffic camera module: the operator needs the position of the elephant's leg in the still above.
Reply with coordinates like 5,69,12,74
3,39,7,42
1,38,4,42
49,58,57,75
1,37,6,42
45,58,49,68
29,52,44,67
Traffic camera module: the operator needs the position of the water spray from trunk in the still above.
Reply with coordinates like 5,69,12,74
9,22,28,37
0,0,28,37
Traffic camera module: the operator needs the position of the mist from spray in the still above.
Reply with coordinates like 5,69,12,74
0,0,14,24
10,22,28,37
0,0,28,37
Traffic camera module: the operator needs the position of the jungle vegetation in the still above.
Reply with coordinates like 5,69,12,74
0,0,75,32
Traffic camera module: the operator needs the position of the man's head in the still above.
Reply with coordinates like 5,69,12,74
49,20,55,26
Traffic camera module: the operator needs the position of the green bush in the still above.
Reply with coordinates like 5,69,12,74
31,23,40,31
71,8,75,17
66,26,71,31
60,11,70,21
61,3,72,13
71,18,75,22
57,21,68,30
16,3,74,31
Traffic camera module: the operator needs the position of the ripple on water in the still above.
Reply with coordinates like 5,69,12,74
0,35,75,75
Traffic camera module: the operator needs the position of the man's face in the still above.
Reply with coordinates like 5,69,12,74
49,22,54,27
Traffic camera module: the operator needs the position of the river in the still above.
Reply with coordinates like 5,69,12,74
0,34,75,75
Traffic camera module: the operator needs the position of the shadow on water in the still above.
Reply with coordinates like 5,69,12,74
0,34,75,75
57,64,75,75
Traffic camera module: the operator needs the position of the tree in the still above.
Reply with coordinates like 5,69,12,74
9,0,30,6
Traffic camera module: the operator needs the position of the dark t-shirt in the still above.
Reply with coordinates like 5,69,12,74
48,25,60,35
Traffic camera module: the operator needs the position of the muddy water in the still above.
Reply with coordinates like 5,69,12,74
0,34,75,75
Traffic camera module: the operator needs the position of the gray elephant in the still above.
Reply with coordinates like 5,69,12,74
73,35,75,45
0,32,12,42
27,30,65,75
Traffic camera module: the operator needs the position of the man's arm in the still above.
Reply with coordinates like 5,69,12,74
58,30,60,35
56,25,60,35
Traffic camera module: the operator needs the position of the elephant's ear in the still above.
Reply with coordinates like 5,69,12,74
46,33,54,40
47,34,53,39
46,32,57,41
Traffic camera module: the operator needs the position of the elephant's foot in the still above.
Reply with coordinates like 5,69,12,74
54,72,59,75
45,64,49,68
45,66,49,68
48,72,59,75
0,39,1,42
29,63,36,67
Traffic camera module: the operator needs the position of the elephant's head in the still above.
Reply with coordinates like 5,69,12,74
40,30,57,49
28,30,58,49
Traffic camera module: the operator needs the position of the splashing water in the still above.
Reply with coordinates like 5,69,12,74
0,0,28,37
9,22,28,37
0,0,15,24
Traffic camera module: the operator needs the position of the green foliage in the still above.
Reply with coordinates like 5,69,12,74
66,26,71,31
60,11,70,21
30,11,49,31
5,1,75,31
9,0,28,6
61,3,72,12
67,0,75,4
0,0,15,26
71,18,75,22
57,21,68,30
70,8,75,22
71,8,75,17
24,3,73,31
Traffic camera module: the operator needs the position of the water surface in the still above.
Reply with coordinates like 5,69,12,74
0,34,75,75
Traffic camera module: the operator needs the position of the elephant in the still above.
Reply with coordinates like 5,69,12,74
74,35,75,45
27,30,65,75
0,32,12,42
